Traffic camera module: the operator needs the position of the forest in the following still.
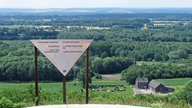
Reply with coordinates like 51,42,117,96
0,11,192,83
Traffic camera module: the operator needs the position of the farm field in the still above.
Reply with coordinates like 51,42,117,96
101,74,121,81
0,82,79,92
0,79,190,108
0,80,136,106
0,81,128,91
155,78,192,93
155,78,192,86
136,61,184,66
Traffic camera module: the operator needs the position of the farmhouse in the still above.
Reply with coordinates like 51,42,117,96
149,80,174,93
135,78,148,89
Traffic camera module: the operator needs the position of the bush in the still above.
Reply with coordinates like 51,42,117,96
134,94,168,103
94,73,102,79
0,97,14,108
177,80,192,105
168,95,178,104
0,97,25,108
0,88,26,103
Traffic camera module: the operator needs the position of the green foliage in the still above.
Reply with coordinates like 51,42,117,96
92,57,133,74
0,97,14,108
77,68,92,88
168,50,187,59
0,81,190,107
0,88,26,103
121,64,192,84
0,97,25,108
134,94,168,103
177,80,192,105
168,95,179,104
94,73,102,79
1,10,192,108
154,54,162,61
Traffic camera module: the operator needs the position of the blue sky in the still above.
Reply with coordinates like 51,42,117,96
0,0,192,8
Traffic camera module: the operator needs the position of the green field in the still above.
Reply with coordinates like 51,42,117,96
0,80,190,107
0,82,79,92
0,81,128,91
91,80,126,85
155,78,192,93
0,78,191,94
0,81,135,106
156,78,192,86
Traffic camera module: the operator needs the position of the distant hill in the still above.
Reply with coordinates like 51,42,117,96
0,8,192,14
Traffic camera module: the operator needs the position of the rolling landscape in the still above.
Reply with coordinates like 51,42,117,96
0,8,192,108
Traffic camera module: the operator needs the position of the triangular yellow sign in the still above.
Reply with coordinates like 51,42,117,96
30,39,93,76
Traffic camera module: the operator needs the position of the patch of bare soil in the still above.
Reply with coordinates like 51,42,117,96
101,74,121,81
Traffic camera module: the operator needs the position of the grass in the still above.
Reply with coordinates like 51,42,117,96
0,82,81,92
0,80,134,105
0,82,33,90
155,78,192,93
155,78,192,86
0,81,129,91
91,80,126,85
0,80,133,94
0,80,190,107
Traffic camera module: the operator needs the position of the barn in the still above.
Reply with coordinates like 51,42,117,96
135,78,148,89
149,80,174,93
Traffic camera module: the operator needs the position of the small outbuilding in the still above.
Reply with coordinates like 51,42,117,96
135,78,148,89
149,80,174,93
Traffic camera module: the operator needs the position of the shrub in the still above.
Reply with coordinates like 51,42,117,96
94,73,102,79
177,80,192,105
0,97,25,108
0,97,14,108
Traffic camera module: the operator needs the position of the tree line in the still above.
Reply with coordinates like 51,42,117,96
0,12,192,82
0,41,134,81
121,64,192,84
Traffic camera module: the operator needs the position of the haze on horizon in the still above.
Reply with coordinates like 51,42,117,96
0,0,192,9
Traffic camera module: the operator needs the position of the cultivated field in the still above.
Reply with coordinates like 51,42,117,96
156,78,192,86
0,78,191,108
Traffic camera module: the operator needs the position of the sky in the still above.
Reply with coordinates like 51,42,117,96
0,0,192,8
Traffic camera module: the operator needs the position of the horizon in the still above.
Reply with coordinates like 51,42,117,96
1,7,192,9
0,0,192,9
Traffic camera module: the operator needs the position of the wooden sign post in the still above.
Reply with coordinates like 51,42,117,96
31,39,92,105
63,76,66,104
86,48,89,104
34,46,39,106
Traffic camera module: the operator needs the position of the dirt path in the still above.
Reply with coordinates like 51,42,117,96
101,74,121,81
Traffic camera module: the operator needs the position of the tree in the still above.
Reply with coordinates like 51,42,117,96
101,51,108,58
91,57,103,73
77,68,92,88
121,66,138,84
154,53,162,61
